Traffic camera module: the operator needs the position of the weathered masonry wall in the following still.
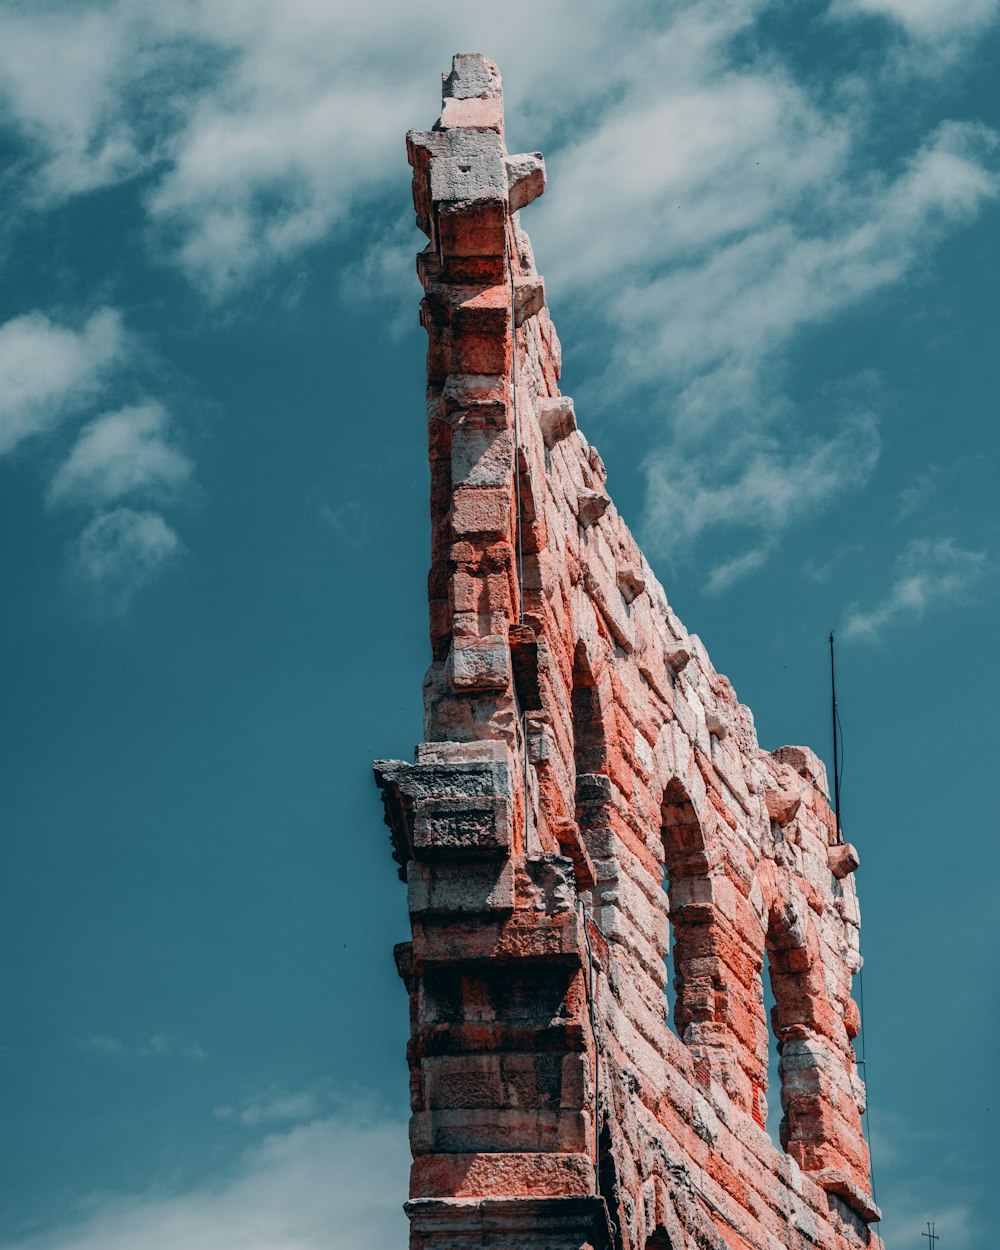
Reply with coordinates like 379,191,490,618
375,54,881,1250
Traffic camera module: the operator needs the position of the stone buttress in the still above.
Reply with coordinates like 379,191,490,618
375,53,882,1250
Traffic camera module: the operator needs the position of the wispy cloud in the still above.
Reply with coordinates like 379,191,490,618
0,309,126,457
147,1035,207,1061
644,410,881,586
1,1102,408,1250
538,94,995,579
0,7,144,201
83,1034,125,1055
338,214,421,339
313,495,372,548
0,0,995,582
72,508,185,615
213,1085,327,1127
832,0,999,45
894,468,943,522
877,1179,979,1250
47,402,194,510
842,537,987,640
0,301,197,607
81,1033,207,1060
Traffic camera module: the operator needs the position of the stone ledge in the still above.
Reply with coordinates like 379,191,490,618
816,1168,882,1224
406,1194,612,1249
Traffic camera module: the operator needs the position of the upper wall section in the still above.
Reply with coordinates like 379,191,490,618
381,53,879,1250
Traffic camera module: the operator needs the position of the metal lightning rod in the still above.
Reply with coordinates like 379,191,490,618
829,632,843,844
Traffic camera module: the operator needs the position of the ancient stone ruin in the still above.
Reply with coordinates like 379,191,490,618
375,54,880,1250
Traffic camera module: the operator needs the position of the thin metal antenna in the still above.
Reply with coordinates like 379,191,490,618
922,1222,939,1250
829,631,843,844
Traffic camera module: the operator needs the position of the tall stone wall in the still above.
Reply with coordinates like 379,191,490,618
375,54,881,1250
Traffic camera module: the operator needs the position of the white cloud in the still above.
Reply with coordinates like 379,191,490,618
72,508,184,613
643,410,881,581
0,7,143,199
81,1033,206,1060
146,1035,207,1060
0,309,126,457
339,213,421,340
214,1087,327,1127
877,1183,978,1250
530,56,995,577
832,0,999,43
47,402,194,509
0,2,760,296
666,125,983,376
894,468,942,521
1,1104,409,1250
0,307,195,608
83,1034,125,1055
0,0,996,575
842,537,987,640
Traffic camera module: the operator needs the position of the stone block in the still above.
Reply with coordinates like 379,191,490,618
828,843,860,878
536,396,577,448
406,1162,595,1200
617,563,645,604
452,425,513,488
408,859,515,914
412,794,513,860
450,635,511,691
766,787,802,825
576,489,610,528
506,152,546,210
440,93,504,132
411,1106,589,1154
451,485,511,539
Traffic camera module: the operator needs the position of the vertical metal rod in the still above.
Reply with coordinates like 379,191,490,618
829,631,843,844
508,233,525,626
507,231,531,855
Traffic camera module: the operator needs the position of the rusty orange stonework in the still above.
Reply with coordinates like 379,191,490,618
375,54,881,1250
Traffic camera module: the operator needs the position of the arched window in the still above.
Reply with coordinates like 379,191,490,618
571,641,607,778
764,899,825,1159
761,964,782,1149
598,1119,627,1250
659,780,706,1042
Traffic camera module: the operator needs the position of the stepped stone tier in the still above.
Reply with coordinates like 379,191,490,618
375,53,881,1250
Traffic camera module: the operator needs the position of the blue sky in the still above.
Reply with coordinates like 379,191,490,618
0,3,997,1247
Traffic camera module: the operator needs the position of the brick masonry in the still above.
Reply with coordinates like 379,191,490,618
375,54,881,1250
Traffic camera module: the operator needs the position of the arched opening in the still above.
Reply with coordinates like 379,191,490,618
660,856,680,1037
764,899,826,1159
572,641,607,778
598,1119,626,1250
762,964,783,1149
571,641,615,874
659,780,707,1042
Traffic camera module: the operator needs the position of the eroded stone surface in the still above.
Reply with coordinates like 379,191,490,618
376,53,880,1250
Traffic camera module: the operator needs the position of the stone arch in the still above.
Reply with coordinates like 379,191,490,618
640,1169,695,1250
598,1116,628,1250
658,779,710,1041
571,637,611,778
764,890,828,1159
656,772,763,1112
570,636,620,872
